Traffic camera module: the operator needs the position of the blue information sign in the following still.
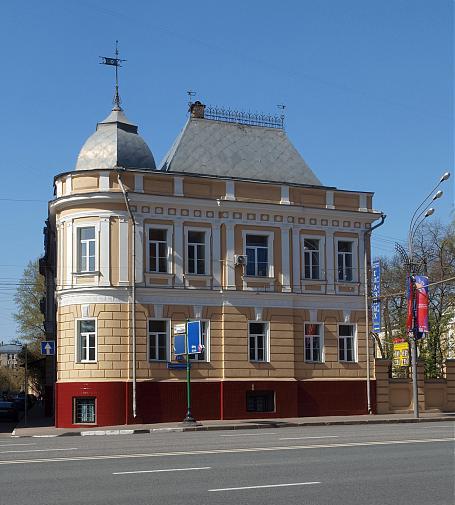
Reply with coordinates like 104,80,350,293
372,260,381,332
41,340,55,356
174,334,186,356
187,321,203,354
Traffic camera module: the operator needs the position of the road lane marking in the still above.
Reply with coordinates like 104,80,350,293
209,481,321,492
0,448,78,454
279,436,339,441
220,433,277,437
0,437,452,466
113,466,211,475
0,443,36,447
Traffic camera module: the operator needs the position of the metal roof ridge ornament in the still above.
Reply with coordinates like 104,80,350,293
99,40,127,111
204,104,284,129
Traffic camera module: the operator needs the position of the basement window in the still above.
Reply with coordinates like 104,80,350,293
73,397,96,424
246,390,275,413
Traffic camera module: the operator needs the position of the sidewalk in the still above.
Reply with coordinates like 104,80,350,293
10,405,455,438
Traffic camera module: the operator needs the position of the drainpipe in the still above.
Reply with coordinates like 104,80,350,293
117,170,137,420
364,213,386,414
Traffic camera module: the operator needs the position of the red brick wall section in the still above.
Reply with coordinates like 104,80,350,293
298,380,376,416
55,380,377,427
136,381,220,423
222,381,298,420
55,382,126,428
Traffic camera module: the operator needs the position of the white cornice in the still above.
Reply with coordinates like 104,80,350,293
57,286,365,310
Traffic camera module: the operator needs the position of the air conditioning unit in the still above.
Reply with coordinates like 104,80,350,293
234,254,248,266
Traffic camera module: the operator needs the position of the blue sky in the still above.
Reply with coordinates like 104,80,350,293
0,0,453,341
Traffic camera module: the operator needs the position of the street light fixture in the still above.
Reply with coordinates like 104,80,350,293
407,172,450,419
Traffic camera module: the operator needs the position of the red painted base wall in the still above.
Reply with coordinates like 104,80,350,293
56,380,376,428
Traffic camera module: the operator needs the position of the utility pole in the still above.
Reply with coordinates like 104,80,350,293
24,344,28,426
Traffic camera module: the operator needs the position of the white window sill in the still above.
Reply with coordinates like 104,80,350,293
184,274,212,279
73,271,100,277
243,276,274,281
77,360,98,364
304,360,324,364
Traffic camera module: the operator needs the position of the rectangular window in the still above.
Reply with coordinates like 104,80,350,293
148,320,168,361
189,321,209,361
77,226,96,272
187,230,206,275
77,319,96,362
74,397,96,424
249,322,268,362
304,323,323,362
337,241,353,281
246,235,268,277
246,391,275,412
148,228,168,273
303,238,321,280
339,324,356,362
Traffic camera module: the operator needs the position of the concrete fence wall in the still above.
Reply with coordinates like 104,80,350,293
375,358,455,414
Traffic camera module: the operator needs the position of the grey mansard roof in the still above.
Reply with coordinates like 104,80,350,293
159,117,321,186
75,107,156,171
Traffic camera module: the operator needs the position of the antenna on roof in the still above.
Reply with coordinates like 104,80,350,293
187,90,197,107
277,104,286,128
100,40,127,110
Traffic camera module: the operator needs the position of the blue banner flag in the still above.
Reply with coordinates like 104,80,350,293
372,260,381,332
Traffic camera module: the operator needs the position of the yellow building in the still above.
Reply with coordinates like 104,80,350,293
44,99,382,427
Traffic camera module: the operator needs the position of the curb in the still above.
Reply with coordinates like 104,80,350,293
10,416,454,438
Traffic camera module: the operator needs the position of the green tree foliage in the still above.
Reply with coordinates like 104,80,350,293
13,259,45,345
378,221,455,378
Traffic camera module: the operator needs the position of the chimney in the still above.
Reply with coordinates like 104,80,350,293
189,101,205,119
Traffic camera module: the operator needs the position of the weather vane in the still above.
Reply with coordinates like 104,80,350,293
99,40,126,110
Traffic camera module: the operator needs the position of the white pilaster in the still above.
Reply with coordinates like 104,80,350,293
99,217,110,286
326,190,335,209
280,185,290,205
134,174,144,193
292,228,300,292
64,175,72,196
174,221,184,286
225,180,235,200
226,223,236,289
99,171,110,191
118,218,129,283
326,231,335,293
281,226,291,292
174,177,184,196
134,218,144,284
212,222,221,288
359,193,368,212
66,220,73,288
56,180,63,198
57,222,64,289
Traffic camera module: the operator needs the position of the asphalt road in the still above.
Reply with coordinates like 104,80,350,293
0,422,453,505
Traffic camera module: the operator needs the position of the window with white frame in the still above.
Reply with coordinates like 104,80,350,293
74,397,96,424
189,320,209,361
148,320,168,361
186,230,208,275
246,234,269,277
304,323,323,362
77,226,96,272
249,322,269,362
77,319,96,362
338,324,356,362
303,238,321,280
147,227,169,273
337,240,354,281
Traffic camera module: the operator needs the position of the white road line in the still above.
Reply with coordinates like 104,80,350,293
0,437,452,466
220,433,277,437
0,444,36,447
113,466,211,475
209,481,321,492
0,448,78,454
279,436,339,441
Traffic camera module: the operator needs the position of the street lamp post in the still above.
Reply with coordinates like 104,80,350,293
406,172,450,419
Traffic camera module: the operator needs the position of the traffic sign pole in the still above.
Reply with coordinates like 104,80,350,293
183,320,196,424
